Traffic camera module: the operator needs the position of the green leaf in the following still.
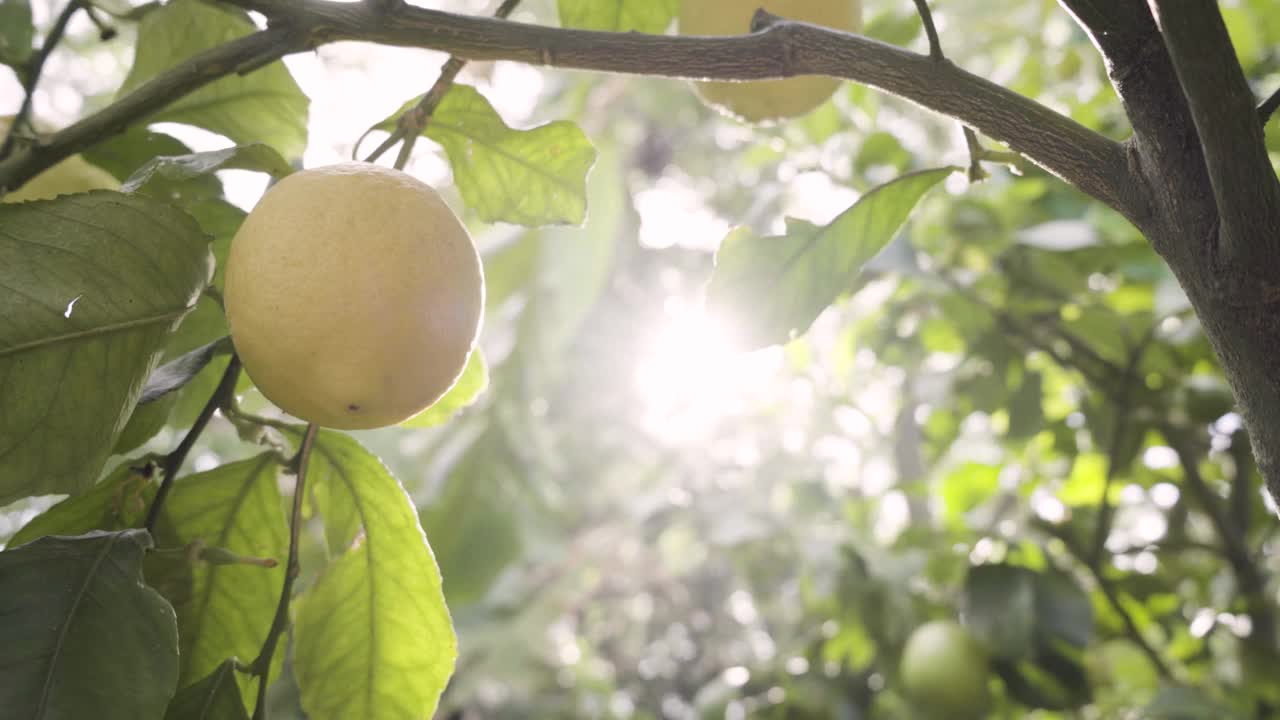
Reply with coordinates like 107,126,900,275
0,530,179,719
83,128,197,183
378,85,597,226
400,349,489,428
123,144,294,197
940,462,1000,523
117,0,309,159
8,462,157,548
293,430,457,720
707,167,953,349
150,454,288,693
0,0,33,71
0,192,213,504
164,660,249,720
139,335,233,404
557,0,677,32
1143,687,1246,720
963,563,1037,661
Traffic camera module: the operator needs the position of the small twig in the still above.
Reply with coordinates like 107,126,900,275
369,0,522,169
0,0,84,162
250,422,320,720
1050,526,1175,680
82,4,118,41
1090,323,1159,565
962,126,988,182
1260,86,1280,126
143,355,242,533
911,0,944,61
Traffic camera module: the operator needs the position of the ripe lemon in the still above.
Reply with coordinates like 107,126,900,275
224,162,484,430
899,620,991,719
1,116,119,202
678,0,862,122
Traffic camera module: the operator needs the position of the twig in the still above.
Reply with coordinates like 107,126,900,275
143,355,242,533
0,0,83,162
1050,525,1175,680
1163,423,1277,659
368,0,522,168
910,0,943,61
1260,86,1280,126
251,422,320,720
1089,322,1160,565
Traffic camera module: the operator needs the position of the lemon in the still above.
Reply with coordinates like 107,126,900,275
224,162,484,430
899,620,990,719
678,0,863,122
1,116,119,202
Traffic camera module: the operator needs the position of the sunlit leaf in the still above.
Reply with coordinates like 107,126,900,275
150,454,287,694
164,660,249,720
707,167,954,349
0,530,179,719
8,462,157,548
376,85,597,226
293,430,457,720
0,192,212,504
557,0,677,32
400,349,489,428
117,0,309,159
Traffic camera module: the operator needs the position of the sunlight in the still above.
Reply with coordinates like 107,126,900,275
632,299,782,445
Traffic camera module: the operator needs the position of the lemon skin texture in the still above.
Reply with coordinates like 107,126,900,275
224,162,484,430
1,117,119,202
678,0,862,122
899,620,991,720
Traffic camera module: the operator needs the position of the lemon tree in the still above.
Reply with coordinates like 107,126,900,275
2,0,1280,719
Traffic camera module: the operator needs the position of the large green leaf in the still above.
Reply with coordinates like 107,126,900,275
0,192,212,504
0,0,33,72
7,462,157,548
557,0,677,32
151,454,288,692
707,167,954,349
164,660,249,720
378,84,597,226
293,430,457,720
117,0,309,159
0,530,179,719
400,349,488,428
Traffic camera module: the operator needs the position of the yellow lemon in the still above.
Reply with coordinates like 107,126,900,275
224,162,484,429
1,116,119,202
678,0,863,122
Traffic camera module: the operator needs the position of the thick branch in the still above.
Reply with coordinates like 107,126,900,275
1147,0,1280,277
2,0,1136,222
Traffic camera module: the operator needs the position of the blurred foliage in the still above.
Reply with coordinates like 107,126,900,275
2,0,1280,718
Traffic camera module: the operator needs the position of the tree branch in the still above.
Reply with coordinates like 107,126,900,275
0,0,84,161
1260,86,1280,126
1147,0,1280,278
144,355,242,534
1,0,1136,223
0,25,301,193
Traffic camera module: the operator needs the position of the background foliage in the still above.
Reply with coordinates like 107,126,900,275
2,0,1280,718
